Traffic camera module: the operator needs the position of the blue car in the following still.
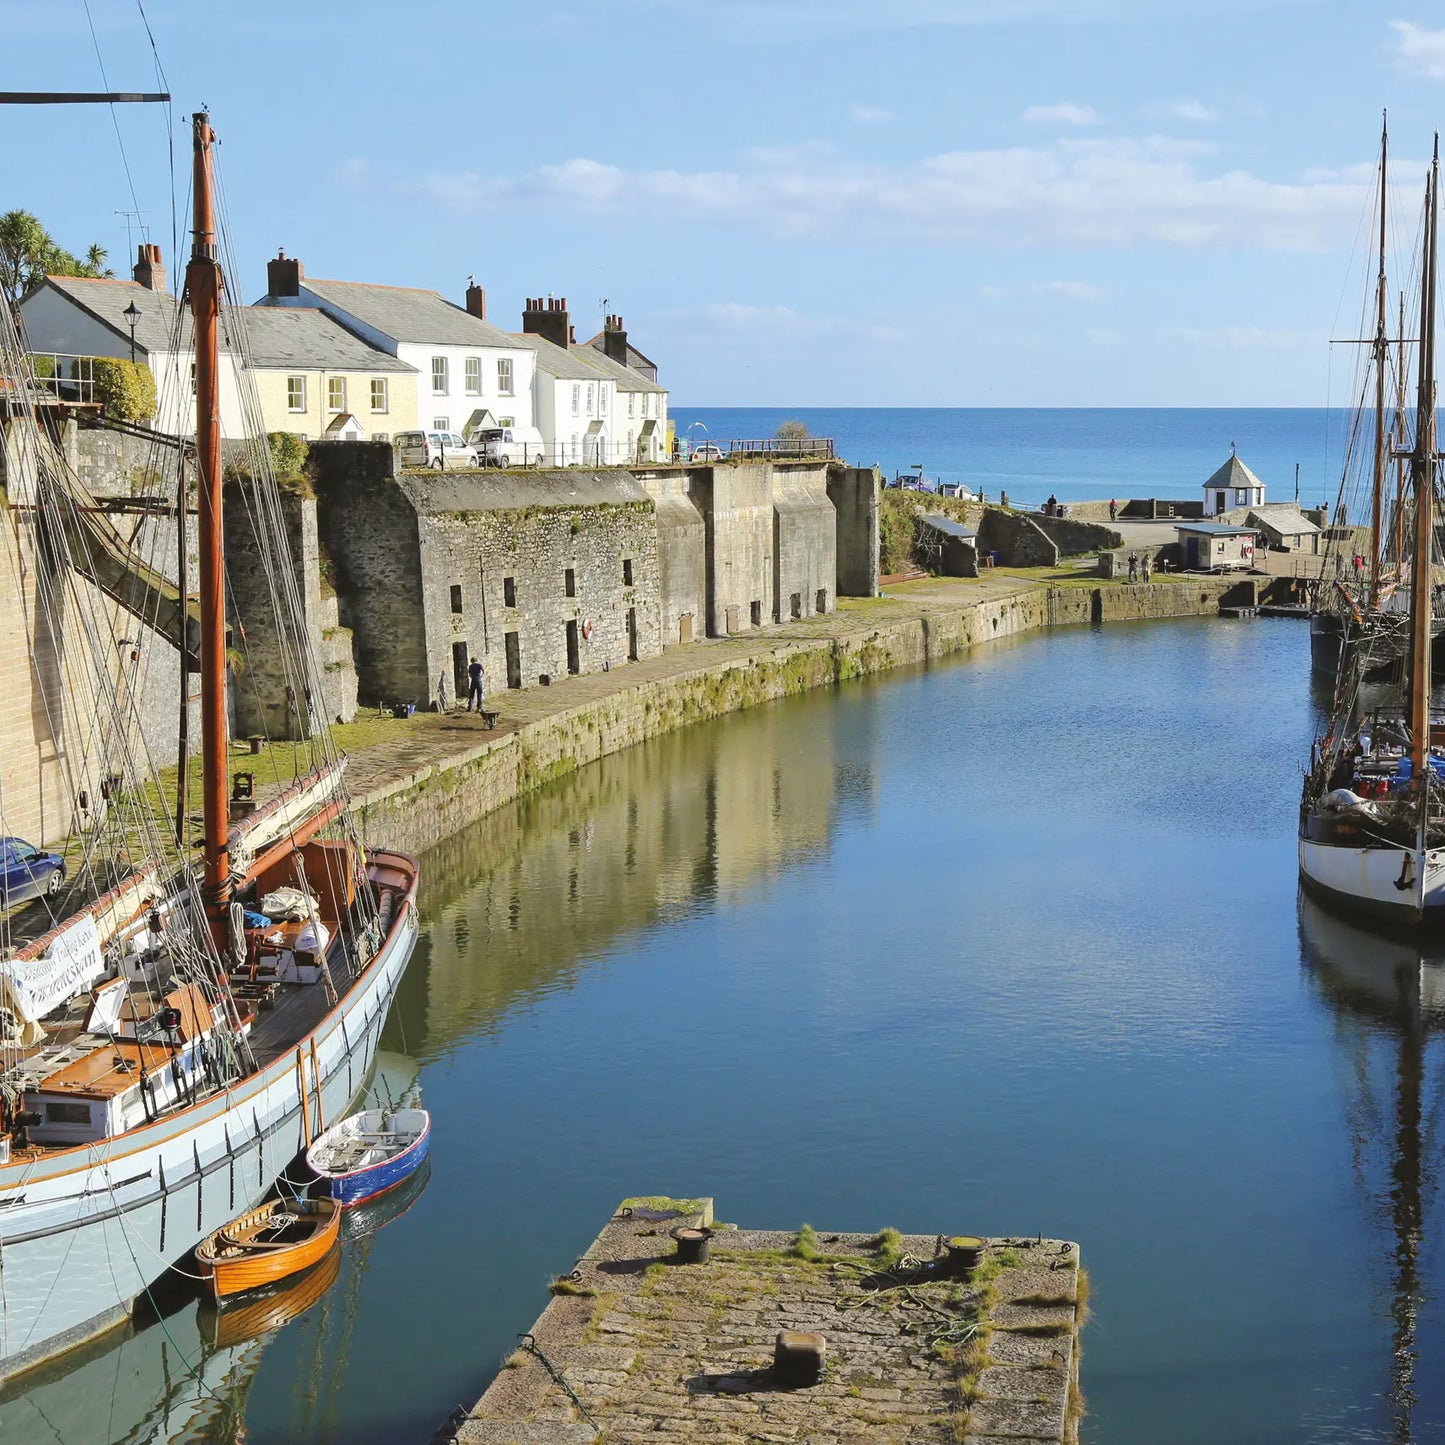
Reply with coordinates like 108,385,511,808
0,837,66,906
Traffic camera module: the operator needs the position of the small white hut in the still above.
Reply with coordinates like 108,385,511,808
1202,453,1265,515
1176,522,1257,571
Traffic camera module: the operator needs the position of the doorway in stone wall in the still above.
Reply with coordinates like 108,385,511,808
505,631,522,689
451,641,469,707
627,607,638,661
566,619,580,675
679,612,693,644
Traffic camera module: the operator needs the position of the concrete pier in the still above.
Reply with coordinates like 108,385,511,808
436,1196,1085,1445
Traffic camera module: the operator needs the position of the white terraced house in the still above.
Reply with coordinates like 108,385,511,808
255,254,538,443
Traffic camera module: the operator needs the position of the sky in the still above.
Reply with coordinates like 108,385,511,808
7,0,1445,406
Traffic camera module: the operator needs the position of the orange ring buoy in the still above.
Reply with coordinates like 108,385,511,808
581,619,593,641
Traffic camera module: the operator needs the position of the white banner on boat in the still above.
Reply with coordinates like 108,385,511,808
0,915,104,1024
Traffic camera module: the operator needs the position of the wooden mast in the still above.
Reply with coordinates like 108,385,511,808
1397,291,1409,577
186,112,230,941
1371,114,1388,608
1408,139,1438,782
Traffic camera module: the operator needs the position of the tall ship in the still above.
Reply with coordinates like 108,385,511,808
0,113,419,1381
1308,119,1426,682
1299,135,1445,925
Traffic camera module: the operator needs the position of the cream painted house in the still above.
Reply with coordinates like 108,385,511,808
18,246,415,441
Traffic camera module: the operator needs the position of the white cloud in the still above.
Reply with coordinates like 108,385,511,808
1044,280,1104,301
1023,102,1104,127
851,105,895,123
1153,98,1219,123
381,134,1371,253
1390,20,1445,78
1157,325,1317,349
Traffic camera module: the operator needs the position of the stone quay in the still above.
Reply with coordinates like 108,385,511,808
435,1196,1085,1445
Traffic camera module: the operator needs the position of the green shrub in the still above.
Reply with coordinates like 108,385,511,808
267,431,309,480
92,357,156,421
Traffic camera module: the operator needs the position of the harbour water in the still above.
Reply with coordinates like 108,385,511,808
673,405,1354,511
6,615,1444,1443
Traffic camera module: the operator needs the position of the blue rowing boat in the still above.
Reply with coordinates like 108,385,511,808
306,1107,430,1207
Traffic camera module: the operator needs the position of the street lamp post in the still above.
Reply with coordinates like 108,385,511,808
123,301,141,363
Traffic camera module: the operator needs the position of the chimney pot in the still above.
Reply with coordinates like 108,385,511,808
132,243,166,292
523,293,571,349
267,250,303,299
465,281,488,320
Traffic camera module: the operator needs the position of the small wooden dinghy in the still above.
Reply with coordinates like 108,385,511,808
201,1242,341,1348
195,1197,340,1300
306,1106,431,1207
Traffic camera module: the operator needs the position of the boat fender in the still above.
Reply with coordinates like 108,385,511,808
581,619,593,641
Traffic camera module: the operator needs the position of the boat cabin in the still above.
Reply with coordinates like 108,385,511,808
1175,522,1257,571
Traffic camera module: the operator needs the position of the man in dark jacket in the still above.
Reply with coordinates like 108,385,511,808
466,657,485,712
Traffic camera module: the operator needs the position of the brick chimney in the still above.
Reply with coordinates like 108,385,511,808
267,249,303,298
465,280,487,320
132,243,166,292
602,313,628,366
522,295,570,349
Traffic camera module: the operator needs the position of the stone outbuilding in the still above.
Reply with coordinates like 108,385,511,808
1246,504,1321,553
311,446,661,707
919,513,980,576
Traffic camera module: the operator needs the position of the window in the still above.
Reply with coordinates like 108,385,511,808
370,377,388,412
585,384,594,415
46,1101,91,1125
497,357,513,396
433,416,449,431
623,558,633,587
571,384,580,417
373,431,390,443
189,362,197,396
565,567,576,598
450,584,463,614
431,356,448,393
628,393,636,418
600,386,608,415
286,375,306,411
327,376,346,413
503,576,517,608
465,356,481,395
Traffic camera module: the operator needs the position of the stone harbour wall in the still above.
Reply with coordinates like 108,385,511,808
353,578,1236,856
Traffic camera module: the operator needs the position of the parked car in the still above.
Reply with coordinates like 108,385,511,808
393,430,478,469
467,426,547,468
690,443,725,463
0,836,66,906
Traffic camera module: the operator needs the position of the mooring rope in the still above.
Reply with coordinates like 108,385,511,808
516,1333,601,1435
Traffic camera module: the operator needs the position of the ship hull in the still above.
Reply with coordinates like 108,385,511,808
0,855,419,1384
1298,834,1445,923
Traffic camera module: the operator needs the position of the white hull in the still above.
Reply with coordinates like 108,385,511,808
0,885,419,1384
1298,835,1445,921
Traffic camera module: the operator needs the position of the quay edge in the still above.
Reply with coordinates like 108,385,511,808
351,576,1246,857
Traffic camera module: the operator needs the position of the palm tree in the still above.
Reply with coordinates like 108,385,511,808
84,243,113,278
0,209,48,308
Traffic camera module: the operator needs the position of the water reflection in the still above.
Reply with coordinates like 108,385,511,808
406,695,878,1058
1298,892,1445,1443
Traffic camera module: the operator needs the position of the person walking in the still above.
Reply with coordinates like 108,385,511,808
466,656,485,713
1141,556,1152,582
1109,498,1118,521
1128,554,1138,582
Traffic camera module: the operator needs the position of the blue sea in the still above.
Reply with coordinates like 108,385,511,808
673,406,1355,511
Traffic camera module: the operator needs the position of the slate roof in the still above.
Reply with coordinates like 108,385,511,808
921,513,978,540
1246,504,1320,537
231,307,414,372
521,333,621,383
32,278,413,374
583,332,659,376
577,341,665,394
35,276,191,355
1202,453,1265,493
296,278,524,349
1175,521,1257,536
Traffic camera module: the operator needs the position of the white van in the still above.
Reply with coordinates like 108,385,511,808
394,430,478,469
467,425,547,468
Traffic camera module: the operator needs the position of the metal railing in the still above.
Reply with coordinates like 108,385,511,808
726,437,836,460
21,354,99,405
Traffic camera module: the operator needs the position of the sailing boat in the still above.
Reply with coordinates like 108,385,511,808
0,113,419,1382
1299,136,1445,926
1308,118,1432,683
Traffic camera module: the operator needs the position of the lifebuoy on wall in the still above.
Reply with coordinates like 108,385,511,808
581,619,594,641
